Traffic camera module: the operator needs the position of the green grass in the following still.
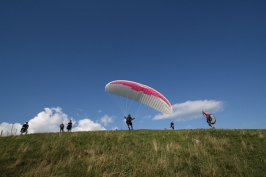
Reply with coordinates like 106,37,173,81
1,129,266,177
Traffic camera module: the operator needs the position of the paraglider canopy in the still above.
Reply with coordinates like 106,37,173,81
105,80,172,115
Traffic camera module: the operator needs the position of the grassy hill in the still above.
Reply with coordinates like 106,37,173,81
1,129,266,177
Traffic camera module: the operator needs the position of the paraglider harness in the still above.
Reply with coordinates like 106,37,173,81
125,116,135,125
207,114,216,125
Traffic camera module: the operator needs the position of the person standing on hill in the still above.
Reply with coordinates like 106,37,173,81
60,122,64,132
170,121,174,130
67,120,72,132
124,114,135,130
21,122,29,135
202,110,215,129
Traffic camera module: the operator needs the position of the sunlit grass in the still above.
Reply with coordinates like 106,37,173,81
1,129,266,176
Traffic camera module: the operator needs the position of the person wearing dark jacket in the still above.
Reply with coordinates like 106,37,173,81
170,121,174,130
124,114,135,130
21,122,29,135
67,120,72,132
60,122,64,132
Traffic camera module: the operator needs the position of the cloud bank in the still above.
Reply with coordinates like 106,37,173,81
0,107,113,136
72,119,105,131
153,100,223,121
100,115,114,126
0,122,22,136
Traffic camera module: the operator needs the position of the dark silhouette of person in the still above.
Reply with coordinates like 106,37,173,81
124,114,135,130
60,122,64,132
21,122,29,135
67,120,72,132
170,121,174,130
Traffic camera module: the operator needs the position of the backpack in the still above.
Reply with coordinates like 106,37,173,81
126,117,130,123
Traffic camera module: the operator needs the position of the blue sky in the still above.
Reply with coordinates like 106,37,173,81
1,0,265,135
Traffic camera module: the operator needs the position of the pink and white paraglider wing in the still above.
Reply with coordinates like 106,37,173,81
105,80,172,115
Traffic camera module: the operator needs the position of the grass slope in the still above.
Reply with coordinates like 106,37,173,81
1,129,266,177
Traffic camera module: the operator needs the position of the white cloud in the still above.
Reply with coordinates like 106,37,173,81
72,119,106,131
100,115,114,126
0,122,22,136
0,107,108,135
143,115,152,119
153,100,223,121
28,107,70,133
